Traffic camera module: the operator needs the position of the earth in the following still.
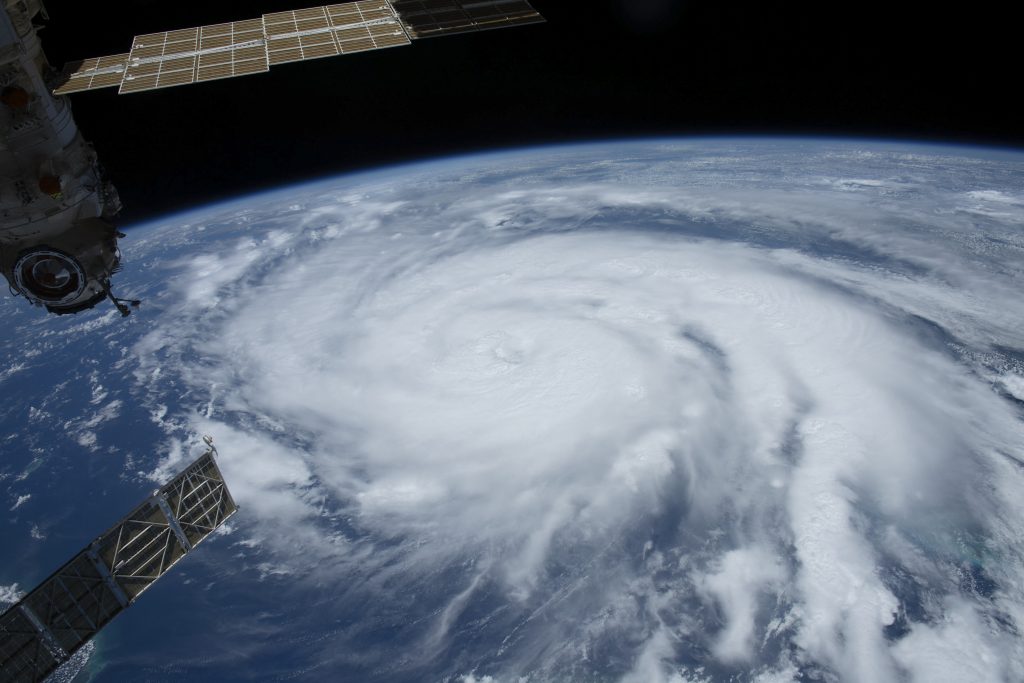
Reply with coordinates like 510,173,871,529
2,138,1023,683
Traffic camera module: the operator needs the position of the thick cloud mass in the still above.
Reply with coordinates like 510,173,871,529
134,140,1024,682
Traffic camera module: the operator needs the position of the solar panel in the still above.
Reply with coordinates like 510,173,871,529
390,0,544,39
52,0,540,97
0,448,236,683
330,1,412,53
263,6,338,65
52,54,130,95
119,20,272,93
263,2,409,66
196,19,270,84
120,27,200,93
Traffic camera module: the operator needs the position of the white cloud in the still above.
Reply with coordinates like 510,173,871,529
699,547,786,662
128,144,1024,680
0,362,26,383
0,583,23,605
62,399,124,452
892,599,1018,683
9,494,30,511
965,189,1023,205
1000,372,1024,401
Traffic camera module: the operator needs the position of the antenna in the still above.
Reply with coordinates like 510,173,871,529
102,279,141,317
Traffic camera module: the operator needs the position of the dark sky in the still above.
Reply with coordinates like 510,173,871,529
37,0,1023,225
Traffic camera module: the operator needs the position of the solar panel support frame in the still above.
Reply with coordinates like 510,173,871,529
0,444,237,683
152,495,194,551
15,605,67,664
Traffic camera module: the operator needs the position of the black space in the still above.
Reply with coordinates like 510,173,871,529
37,0,1023,224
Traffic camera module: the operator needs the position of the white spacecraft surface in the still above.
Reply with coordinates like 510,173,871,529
0,0,125,316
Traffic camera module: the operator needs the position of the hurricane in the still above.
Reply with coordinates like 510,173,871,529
20,139,1017,682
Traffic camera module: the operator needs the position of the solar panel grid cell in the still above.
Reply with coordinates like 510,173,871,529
196,20,270,84
120,28,199,93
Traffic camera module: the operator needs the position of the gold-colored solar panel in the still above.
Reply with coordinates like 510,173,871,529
160,68,197,86
301,33,338,57
126,62,160,77
297,17,330,31
235,18,265,33
264,7,334,65
264,3,409,64
359,0,399,20
390,0,544,39
263,7,310,28
55,0,540,96
118,74,156,93
52,53,130,95
120,27,199,93
195,20,270,84
327,2,362,18
297,6,333,20
120,20,270,92
130,28,198,53
200,34,232,49
166,27,199,43
331,1,411,53
335,23,408,53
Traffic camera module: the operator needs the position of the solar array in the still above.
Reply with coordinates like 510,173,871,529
390,0,544,39
51,54,130,96
263,2,409,66
195,20,270,85
51,0,542,96
115,18,272,94
121,27,202,94
0,450,237,683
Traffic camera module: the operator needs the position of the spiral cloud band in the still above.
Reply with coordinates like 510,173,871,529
134,140,1024,682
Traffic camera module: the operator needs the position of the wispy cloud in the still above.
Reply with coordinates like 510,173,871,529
0,583,23,605
133,142,1024,681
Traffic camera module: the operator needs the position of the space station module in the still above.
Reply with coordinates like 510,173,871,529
0,0,130,316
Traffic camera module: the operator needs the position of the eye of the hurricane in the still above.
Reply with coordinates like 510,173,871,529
338,260,735,464
447,330,528,375
426,317,637,402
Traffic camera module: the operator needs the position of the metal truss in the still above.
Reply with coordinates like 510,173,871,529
0,440,237,683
